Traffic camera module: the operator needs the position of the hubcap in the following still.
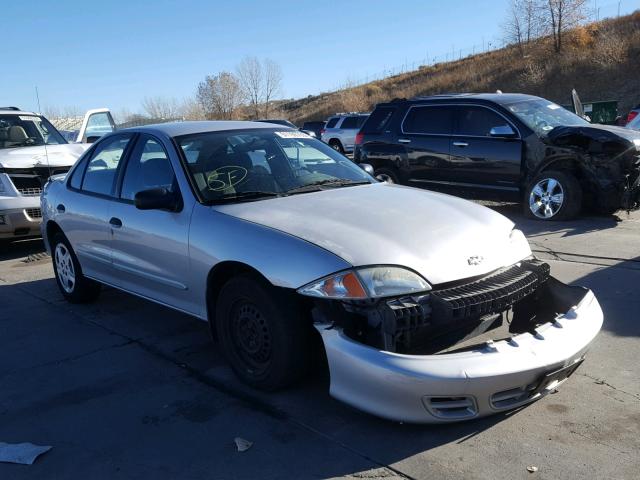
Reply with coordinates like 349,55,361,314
376,173,395,184
54,243,76,293
529,178,564,219
230,301,272,373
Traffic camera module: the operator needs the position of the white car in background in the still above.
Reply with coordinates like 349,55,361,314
0,107,114,241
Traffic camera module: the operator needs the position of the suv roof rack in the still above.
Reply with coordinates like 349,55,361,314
410,93,475,100
0,106,21,111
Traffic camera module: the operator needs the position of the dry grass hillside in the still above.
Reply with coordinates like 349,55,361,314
282,11,640,124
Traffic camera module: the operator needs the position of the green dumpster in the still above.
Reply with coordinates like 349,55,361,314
562,100,619,124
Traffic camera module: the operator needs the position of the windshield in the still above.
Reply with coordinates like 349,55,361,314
0,114,67,149
505,99,590,136
176,129,373,203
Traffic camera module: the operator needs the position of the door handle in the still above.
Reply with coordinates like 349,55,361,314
453,141,469,147
398,138,411,143
56,204,65,213
109,217,123,228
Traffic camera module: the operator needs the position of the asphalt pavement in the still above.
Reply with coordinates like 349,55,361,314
1,206,638,480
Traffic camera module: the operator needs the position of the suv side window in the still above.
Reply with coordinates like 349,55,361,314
120,135,175,201
340,116,361,129
362,108,395,133
402,106,454,135
325,117,339,128
81,134,133,196
457,106,513,137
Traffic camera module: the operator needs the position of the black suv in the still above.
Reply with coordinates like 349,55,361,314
354,93,640,220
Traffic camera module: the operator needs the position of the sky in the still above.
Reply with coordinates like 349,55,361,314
2,0,637,115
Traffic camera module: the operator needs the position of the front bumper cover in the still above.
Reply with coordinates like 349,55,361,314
315,286,602,423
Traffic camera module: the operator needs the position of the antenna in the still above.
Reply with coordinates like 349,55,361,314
35,86,52,179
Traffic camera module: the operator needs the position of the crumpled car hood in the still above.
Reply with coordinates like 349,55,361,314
215,183,530,285
0,144,89,169
546,124,640,149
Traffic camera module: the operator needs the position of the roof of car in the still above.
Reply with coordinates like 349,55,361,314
379,93,542,107
0,107,38,115
125,120,290,137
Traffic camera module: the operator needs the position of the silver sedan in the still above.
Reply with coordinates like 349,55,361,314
41,121,603,423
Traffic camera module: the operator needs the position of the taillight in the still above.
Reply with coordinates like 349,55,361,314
627,111,639,124
355,132,364,145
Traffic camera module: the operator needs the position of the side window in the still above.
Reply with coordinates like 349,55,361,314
121,135,175,201
325,117,339,128
402,106,453,135
340,116,360,129
361,108,395,134
457,106,512,137
82,134,132,196
68,154,90,190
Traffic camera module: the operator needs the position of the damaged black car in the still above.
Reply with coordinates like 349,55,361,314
354,93,640,220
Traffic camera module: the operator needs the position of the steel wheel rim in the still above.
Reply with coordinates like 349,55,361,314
54,243,76,293
230,301,272,374
529,178,564,219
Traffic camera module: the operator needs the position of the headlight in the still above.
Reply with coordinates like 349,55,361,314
297,266,431,299
510,228,532,259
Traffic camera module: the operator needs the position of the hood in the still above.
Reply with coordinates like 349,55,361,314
0,144,89,169
546,124,640,149
215,183,531,285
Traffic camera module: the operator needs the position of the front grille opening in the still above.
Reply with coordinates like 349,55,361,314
25,208,42,219
490,386,534,410
422,395,478,419
18,187,42,196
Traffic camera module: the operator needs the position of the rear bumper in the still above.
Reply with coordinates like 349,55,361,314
316,288,602,423
0,196,42,239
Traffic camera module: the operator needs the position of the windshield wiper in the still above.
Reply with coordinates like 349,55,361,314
209,191,285,204
286,179,371,195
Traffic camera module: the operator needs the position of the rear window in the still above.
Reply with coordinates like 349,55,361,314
325,117,339,128
361,107,395,134
402,106,453,135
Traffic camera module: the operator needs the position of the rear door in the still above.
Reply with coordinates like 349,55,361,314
449,105,523,192
108,133,195,314
59,133,134,279
397,105,454,184
338,115,368,151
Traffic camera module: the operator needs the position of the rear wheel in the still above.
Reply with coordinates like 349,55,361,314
215,274,310,390
524,170,582,220
329,139,344,153
374,167,400,184
51,233,101,303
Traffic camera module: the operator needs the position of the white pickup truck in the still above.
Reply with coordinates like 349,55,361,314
0,107,115,241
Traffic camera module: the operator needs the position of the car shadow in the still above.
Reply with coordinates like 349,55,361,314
2,276,521,479
0,238,46,261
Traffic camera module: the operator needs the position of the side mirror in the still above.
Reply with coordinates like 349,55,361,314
359,163,375,176
489,125,516,138
134,187,181,211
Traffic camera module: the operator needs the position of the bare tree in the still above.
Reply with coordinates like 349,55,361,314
545,0,588,52
236,56,262,119
141,96,181,119
179,97,205,120
503,0,545,47
197,72,244,120
43,105,83,120
263,59,283,118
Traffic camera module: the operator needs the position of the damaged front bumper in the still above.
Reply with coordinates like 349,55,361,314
314,271,603,423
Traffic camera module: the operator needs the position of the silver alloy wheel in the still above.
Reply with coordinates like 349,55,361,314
54,243,76,293
529,177,564,219
376,173,395,184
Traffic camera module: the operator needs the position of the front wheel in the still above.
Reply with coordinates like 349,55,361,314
51,232,101,303
329,140,344,153
215,274,310,390
524,170,582,220
374,167,400,184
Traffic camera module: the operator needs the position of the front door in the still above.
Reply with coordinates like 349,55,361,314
108,134,194,314
448,105,523,194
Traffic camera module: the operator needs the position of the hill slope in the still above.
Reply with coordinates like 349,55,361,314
281,12,640,123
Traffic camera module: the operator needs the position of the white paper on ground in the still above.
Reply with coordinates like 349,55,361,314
0,442,52,465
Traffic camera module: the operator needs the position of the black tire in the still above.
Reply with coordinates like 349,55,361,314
215,274,310,390
51,232,101,303
374,167,400,184
329,139,344,153
524,170,582,221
